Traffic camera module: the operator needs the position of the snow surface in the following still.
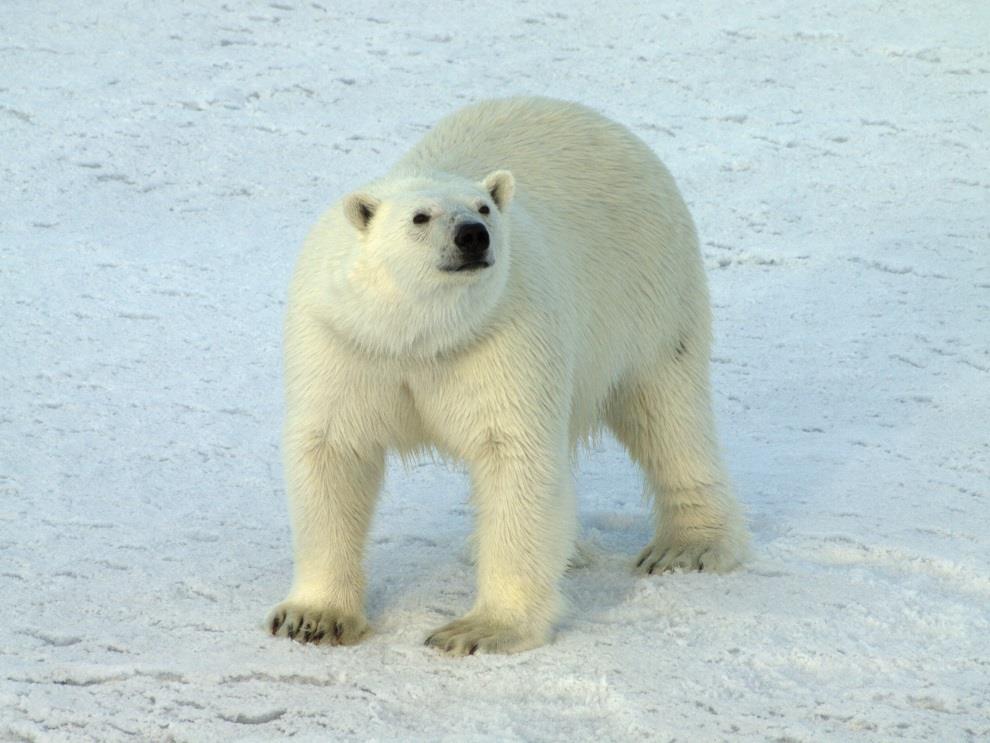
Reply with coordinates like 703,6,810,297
2,1,988,740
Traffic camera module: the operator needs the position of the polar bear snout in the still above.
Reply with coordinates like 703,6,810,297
451,222,490,270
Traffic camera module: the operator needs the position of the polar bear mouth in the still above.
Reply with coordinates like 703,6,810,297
443,259,491,273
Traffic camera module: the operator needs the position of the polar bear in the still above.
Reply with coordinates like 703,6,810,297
267,97,748,655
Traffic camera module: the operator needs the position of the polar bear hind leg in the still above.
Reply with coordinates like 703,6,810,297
605,343,748,574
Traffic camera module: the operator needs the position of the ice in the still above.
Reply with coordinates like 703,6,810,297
1,1,987,739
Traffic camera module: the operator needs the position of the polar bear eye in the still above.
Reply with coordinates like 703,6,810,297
413,213,430,224
478,204,490,215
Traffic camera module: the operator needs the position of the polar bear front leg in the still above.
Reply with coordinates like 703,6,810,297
268,432,385,646
426,441,576,655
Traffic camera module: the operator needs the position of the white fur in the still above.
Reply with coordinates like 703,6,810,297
267,97,749,654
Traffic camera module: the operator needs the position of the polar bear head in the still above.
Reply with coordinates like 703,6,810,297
322,170,516,357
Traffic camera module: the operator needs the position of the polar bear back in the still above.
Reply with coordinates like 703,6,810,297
395,97,673,216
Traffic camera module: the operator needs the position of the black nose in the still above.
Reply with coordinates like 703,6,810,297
454,222,489,257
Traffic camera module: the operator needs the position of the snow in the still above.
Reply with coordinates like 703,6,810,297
1,0,988,740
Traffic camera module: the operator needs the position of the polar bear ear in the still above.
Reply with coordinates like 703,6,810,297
343,191,381,232
481,170,515,211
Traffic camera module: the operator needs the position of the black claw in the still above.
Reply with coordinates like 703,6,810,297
649,549,671,574
270,615,283,635
333,621,343,640
311,631,325,644
468,643,478,655
287,622,299,639
636,553,648,568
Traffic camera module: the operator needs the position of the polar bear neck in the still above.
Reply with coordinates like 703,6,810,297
331,276,510,360
312,230,514,361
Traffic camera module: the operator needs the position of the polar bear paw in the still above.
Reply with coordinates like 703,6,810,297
267,601,369,646
425,615,545,656
635,533,747,575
